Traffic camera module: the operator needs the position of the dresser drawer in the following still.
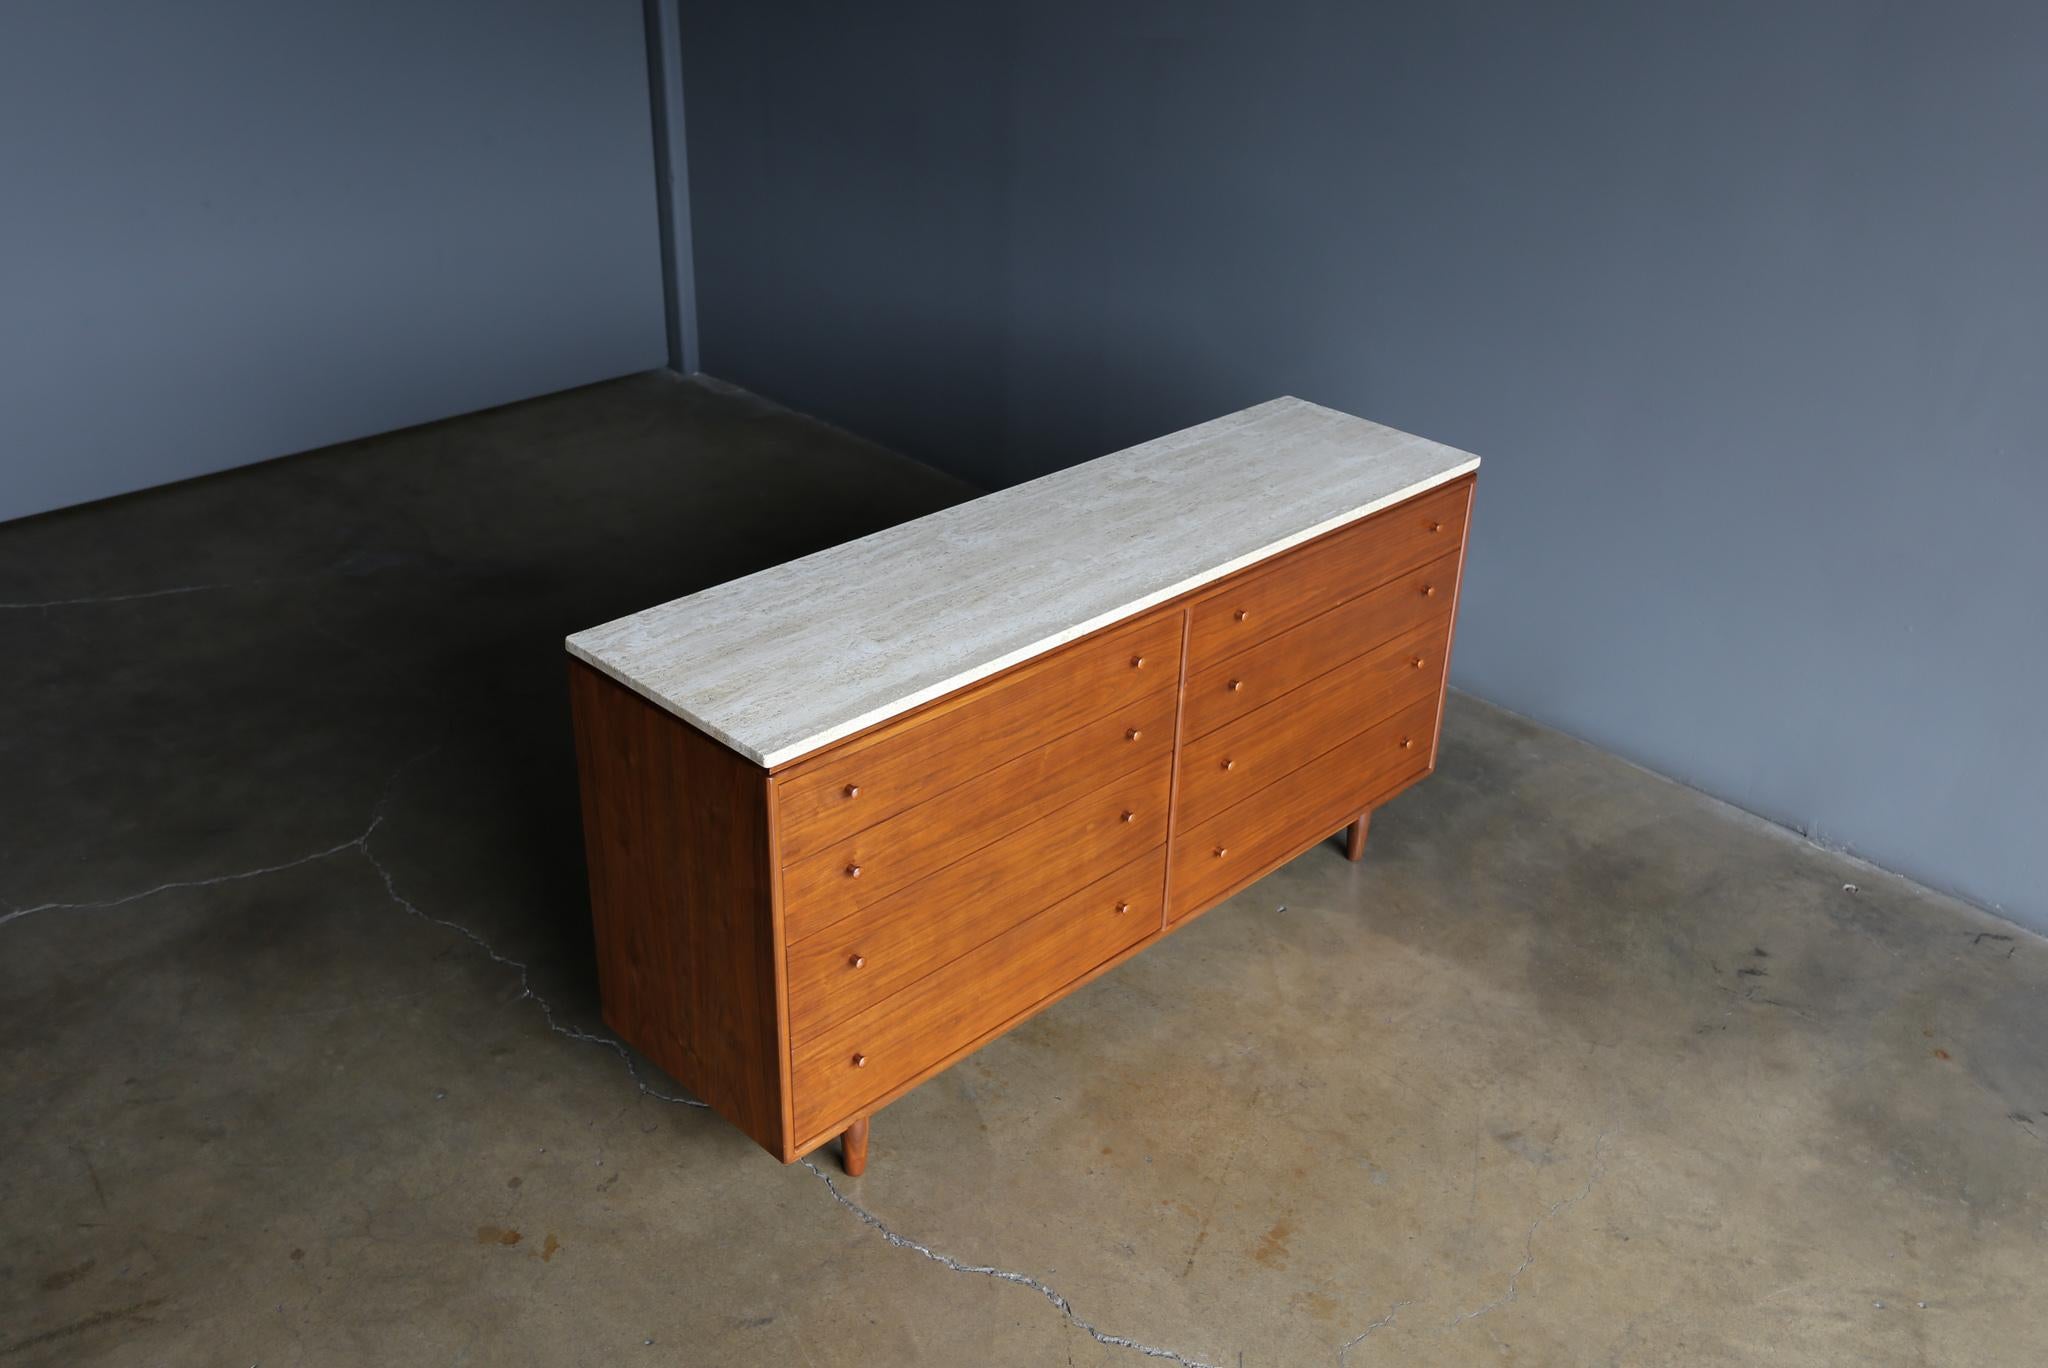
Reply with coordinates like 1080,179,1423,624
781,695,1173,940
788,836,1166,1044
774,612,1184,863
791,852,1160,1142
1170,694,1439,921
1183,550,1458,741
1187,477,1470,669
1176,618,1448,831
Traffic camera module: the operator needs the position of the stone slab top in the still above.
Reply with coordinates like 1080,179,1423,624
566,397,1480,768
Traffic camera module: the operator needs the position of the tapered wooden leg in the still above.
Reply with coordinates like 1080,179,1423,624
840,1117,869,1176
1345,811,1371,862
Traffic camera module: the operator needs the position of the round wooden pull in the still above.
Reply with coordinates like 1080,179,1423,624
1126,727,1142,741
1400,737,1414,749
1233,608,1250,623
846,863,863,878
1221,758,1235,771
844,783,861,798
1131,655,1145,668
1411,656,1426,669
1421,584,1437,597
1115,900,1131,915
851,1053,868,1069
849,953,867,969
1214,845,1229,858
1121,809,1135,823
1429,520,1444,533
1227,678,1243,693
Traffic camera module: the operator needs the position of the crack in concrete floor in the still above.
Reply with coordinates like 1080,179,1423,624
801,1158,1220,1367
0,558,412,613
358,754,1221,1363
0,732,1641,1368
6,745,1242,1365
1,745,708,1114
0,834,369,930
9,375,2048,1364
1443,1130,1613,1334
351,749,709,1112
0,689,1826,1367
0,581,252,610
1334,1299,1411,1365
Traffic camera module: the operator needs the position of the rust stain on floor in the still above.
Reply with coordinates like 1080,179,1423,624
1253,1217,1293,1268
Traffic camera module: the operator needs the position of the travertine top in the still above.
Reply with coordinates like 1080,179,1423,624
567,397,1479,768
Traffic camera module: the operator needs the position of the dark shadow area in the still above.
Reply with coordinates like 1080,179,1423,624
0,371,977,1071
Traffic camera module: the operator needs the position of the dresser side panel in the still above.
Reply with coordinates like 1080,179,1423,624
569,659,787,1157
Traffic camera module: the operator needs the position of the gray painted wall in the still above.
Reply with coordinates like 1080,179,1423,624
1,1,667,522
680,0,2048,929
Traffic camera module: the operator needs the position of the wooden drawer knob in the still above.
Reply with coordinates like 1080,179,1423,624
1429,520,1444,533
1126,727,1143,741
849,953,867,969
1115,900,1131,915
1421,584,1437,597
1400,737,1414,749
1121,809,1136,823
1227,678,1243,693
845,863,863,878
851,1053,868,1069
1131,654,1146,668
1221,758,1235,771
1233,608,1250,623
844,783,861,798
1214,845,1228,858
1412,656,1426,669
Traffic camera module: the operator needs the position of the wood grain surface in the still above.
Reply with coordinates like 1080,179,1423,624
774,612,1182,859
1182,549,1461,740
1186,476,1471,668
1177,618,1449,830
780,700,1176,941
569,660,786,1153
571,471,1478,1167
791,854,1161,1140
1170,694,1441,920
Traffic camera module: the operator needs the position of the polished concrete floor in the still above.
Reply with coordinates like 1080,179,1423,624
3,372,2043,1366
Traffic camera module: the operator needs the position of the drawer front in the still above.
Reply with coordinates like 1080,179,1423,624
781,694,1175,940
1170,694,1439,922
775,611,1184,862
791,851,1162,1142
1187,477,1470,669
1183,550,1458,741
788,825,1168,1044
1177,617,1449,832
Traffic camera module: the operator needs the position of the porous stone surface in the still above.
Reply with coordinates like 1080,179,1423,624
567,395,1477,765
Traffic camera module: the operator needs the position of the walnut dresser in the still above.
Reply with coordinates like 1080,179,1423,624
565,398,1479,1174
